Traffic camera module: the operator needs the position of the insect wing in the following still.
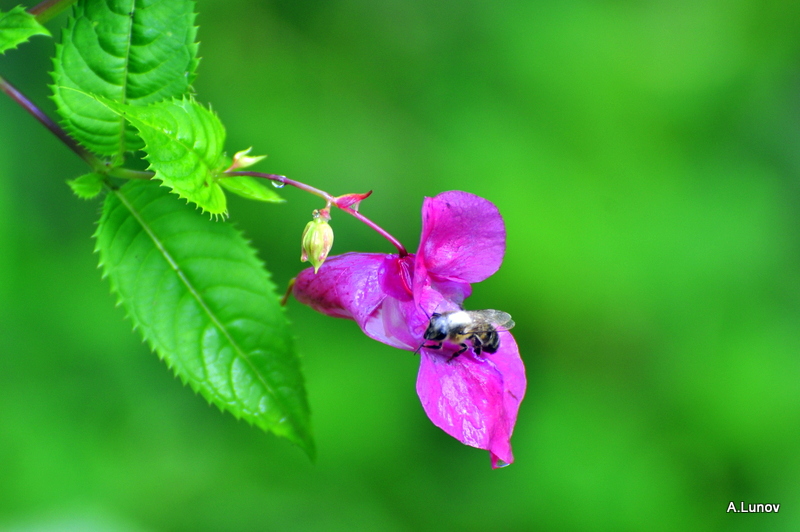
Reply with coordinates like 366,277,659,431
460,310,515,333
480,310,515,331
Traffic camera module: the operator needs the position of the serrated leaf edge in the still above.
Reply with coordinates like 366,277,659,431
59,87,229,217
96,185,312,455
115,94,227,217
0,6,51,55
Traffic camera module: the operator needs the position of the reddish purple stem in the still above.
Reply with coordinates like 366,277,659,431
29,0,78,24
226,171,409,256
1,46,407,258
0,75,100,168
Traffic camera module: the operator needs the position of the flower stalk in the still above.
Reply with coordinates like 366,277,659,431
226,171,408,256
0,71,406,257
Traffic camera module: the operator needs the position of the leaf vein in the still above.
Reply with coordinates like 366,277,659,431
112,186,288,415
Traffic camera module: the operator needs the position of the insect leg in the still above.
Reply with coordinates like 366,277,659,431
470,334,484,356
446,343,470,362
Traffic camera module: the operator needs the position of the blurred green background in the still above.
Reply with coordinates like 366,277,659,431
2,0,800,530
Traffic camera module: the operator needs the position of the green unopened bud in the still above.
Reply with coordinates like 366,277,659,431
301,214,334,273
224,147,267,172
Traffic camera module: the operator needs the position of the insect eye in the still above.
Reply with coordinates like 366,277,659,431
432,324,448,340
423,321,443,340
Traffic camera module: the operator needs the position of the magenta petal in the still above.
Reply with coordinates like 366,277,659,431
293,252,421,350
416,332,525,467
293,252,388,325
364,296,426,351
487,332,527,431
418,191,506,283
412,271,469,321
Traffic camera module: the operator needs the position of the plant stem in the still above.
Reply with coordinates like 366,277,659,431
109,167,153,180
29,0,78,24
0,74,102,168
226,171,409,256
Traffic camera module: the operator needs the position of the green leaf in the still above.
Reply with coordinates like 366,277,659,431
0,5,51,54
67,172,104,199
92,95,228,215
96,180,314,457
51,0,198,157
220,176,285,203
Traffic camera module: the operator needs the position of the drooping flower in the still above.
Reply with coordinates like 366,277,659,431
293,191,525,467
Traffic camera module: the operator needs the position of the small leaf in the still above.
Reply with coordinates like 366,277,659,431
226,147,267,172
92,95,228,215
220,176,284,203
335,190,373,212
0,6,50,55
51,0,198,156
95,180,314,457
67,172,104,199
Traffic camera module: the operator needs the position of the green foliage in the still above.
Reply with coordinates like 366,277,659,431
66,172,104,199
51,0,198,157
97,96,230,215
0,5,50,54
5,0,800,529
95,180,314,457
44,0,306,455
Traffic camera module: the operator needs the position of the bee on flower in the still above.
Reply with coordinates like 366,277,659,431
292,191,525,468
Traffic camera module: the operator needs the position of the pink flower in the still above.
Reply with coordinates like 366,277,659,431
293,191,525,467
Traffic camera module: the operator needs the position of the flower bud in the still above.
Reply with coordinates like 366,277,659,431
224,147,267,172
301,215,334,273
